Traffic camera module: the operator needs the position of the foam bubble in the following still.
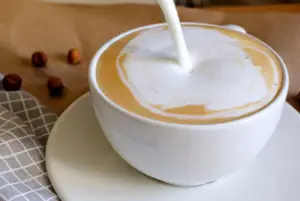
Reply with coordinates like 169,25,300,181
116,26,280,120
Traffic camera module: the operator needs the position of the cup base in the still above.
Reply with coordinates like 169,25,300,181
139,170,216,187
160,179,216,188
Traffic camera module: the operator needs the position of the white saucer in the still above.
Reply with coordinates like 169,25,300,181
46,93,300,201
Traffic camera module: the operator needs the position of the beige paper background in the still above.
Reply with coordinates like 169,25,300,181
1,0,299,114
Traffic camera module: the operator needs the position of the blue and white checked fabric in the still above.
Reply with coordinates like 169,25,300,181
0,91,59,201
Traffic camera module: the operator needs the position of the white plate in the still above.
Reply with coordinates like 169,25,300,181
46,93,300,201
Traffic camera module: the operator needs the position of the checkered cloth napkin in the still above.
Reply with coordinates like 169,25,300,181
0,90,60,201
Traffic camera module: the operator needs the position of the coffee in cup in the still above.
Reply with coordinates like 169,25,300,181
89,22,288,186
96,24,283,125
89,0,288,187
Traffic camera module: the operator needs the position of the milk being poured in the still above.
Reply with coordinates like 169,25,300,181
112,1,280,121
157,0,192,72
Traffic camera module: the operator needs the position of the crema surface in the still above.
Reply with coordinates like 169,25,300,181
97,24,282,124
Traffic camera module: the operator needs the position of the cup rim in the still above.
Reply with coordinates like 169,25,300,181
89,22,289,129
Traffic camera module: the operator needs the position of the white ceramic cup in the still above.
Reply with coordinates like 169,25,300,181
89,23,289,186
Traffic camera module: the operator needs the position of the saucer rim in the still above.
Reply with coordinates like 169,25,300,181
45,93,299,201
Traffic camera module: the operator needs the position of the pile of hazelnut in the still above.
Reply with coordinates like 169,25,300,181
1,48,81,97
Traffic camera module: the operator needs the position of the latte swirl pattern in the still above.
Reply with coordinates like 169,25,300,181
97,24,282,124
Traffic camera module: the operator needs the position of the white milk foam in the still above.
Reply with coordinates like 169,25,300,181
116,26,280,120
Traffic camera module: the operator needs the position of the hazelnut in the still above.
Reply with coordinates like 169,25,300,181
31,51,48,67
2,74,22,91
47,76,64,97
67,48,81,65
